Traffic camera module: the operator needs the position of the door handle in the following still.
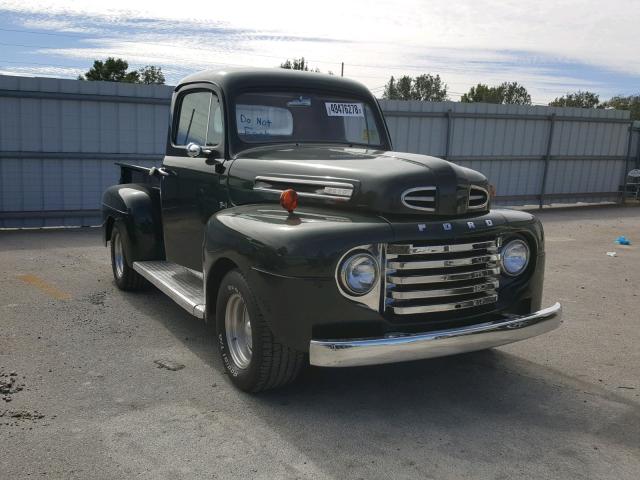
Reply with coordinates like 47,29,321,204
149,166,175,177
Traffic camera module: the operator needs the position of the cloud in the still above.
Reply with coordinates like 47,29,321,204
20,18,102,34
3,0,639,72
1,0,639,102
0,65,83,77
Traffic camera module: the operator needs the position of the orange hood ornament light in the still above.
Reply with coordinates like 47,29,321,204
280,189,298,213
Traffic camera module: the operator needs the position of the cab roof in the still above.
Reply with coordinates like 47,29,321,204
176,68,374,99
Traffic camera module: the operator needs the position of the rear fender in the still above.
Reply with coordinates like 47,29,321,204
101,184,164,266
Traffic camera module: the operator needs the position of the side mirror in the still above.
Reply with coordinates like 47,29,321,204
186,142,222,164
186,142,207,158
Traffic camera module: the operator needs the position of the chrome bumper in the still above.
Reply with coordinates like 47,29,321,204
309,303,562,367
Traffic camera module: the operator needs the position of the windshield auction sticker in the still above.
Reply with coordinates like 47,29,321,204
325,102,364,117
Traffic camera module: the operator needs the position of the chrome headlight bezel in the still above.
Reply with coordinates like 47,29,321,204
500,238,530,277
338,251,380,297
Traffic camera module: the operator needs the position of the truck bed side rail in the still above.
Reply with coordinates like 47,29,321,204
115,162,157,185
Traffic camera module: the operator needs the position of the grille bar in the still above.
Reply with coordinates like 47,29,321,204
404,195,435,201
388,254,499,270
388,267,501,285
401,186,436,212
387,240,497,255
468,186,489,211
389,280,499,300
390,293,498,315
385,238,501,316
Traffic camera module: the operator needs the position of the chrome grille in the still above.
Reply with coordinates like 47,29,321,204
385,238,500,315
468,186,489,211
401,187,436,212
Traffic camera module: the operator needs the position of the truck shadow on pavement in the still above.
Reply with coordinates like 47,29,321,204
123,284,640,478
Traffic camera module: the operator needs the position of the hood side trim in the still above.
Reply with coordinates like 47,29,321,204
254,175,354,201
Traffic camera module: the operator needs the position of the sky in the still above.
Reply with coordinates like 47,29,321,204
0,0,638,103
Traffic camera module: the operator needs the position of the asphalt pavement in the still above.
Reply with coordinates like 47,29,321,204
1,205,639,479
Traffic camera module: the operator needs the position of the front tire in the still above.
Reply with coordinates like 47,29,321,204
110,221,145,291
216,270,305,392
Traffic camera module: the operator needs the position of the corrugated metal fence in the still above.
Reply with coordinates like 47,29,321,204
0,74,638,228
0,75,172,228
379,100,639,207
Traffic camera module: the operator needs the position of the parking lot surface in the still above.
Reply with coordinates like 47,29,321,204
1,205,639,479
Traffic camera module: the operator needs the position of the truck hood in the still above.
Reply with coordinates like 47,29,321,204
227,145,490,216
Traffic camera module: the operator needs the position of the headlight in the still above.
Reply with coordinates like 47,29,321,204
500,239,530,276
339,252,379,296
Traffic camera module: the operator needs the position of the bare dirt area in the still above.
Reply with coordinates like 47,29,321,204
0,205,638,479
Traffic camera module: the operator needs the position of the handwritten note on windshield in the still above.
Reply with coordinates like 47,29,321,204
236,105,293,136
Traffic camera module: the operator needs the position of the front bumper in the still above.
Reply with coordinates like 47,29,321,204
309,303,562,367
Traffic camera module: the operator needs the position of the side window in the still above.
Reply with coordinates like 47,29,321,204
363,105,381,145
343,104,381,145
174,90,224,147
207,96,223,146
175,91,210,146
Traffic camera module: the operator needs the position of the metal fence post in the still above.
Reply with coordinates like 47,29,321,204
539,113,556,208
621,124,635,203
444,109,453,160
636,127,640,169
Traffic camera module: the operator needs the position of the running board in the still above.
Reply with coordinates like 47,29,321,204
133,261,205,318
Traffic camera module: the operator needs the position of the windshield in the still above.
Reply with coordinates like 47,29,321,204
234,91,383,147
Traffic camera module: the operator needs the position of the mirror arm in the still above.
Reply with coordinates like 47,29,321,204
205,154,224,166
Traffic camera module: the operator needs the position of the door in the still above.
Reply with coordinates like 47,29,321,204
161,87,226,271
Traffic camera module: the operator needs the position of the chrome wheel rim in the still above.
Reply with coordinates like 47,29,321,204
225,292,253,369
113,230,125,279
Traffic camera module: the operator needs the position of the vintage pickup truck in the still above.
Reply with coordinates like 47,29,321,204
102,68,562,392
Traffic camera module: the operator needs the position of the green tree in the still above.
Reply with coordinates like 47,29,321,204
79,57,139,83
500,82,531,105
411,74,448,101
382,74,449,101
383,76,399,99
601,95,640,120
280,57,309,71
461,83,503,103
138,65,165,85
549,91,599,108
396,76,413,100
461,82,531,105
78,57,165,84
280,57,322,73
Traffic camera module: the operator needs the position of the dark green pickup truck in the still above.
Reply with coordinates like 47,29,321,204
102,68,562,392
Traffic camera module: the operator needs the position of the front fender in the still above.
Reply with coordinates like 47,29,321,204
101,184,164,265
203,205,394,350
204,205,394,278
202,205,547,352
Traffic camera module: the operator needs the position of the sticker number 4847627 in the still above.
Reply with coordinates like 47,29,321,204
325,102,364,117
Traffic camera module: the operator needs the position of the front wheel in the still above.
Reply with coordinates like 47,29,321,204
216,270,305,392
